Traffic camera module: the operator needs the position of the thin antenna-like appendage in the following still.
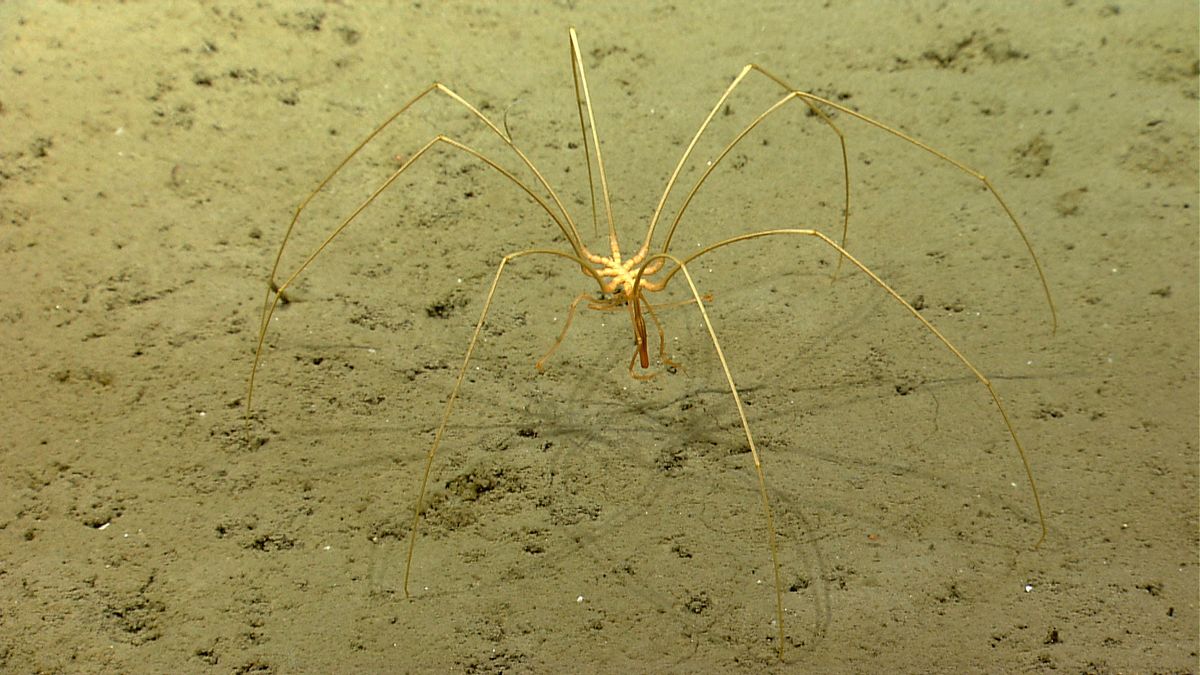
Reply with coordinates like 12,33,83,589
568,27,621,259
636,253,786,658
663,229,1047,549
567,32,602,240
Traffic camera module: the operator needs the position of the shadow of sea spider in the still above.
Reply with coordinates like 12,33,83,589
246,27,1055,660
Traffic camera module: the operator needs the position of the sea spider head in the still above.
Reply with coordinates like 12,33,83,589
586,246,665,372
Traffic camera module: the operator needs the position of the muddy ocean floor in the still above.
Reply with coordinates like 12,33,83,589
1,1,1196,672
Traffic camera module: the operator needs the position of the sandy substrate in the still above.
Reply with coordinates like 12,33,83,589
1,1,1196,672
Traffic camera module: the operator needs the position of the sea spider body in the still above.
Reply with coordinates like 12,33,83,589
247,27,1054,661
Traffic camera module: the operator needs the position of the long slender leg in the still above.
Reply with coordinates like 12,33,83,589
640,65,849,275
665,229,1047,548
261,84,584,328
245,134,607,423
247,72,634,428
641,64,1056,332
404,253,512,598
566,29,602,240
402,247,594,596
637,253,787,657
567,27,623,260
755,67,1060,327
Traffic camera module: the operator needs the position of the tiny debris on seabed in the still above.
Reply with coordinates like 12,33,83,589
1024,583,1034,593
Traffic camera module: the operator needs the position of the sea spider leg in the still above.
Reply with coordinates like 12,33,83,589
635,225,1047,656
402,248,609,596
635,62,1057,334
638,64,849,278
633,253,786,656
248,73,657,424
567,27,621,260
246,131,608,421
659,228,1048,549
260,83,586,325
750,64,1056,334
